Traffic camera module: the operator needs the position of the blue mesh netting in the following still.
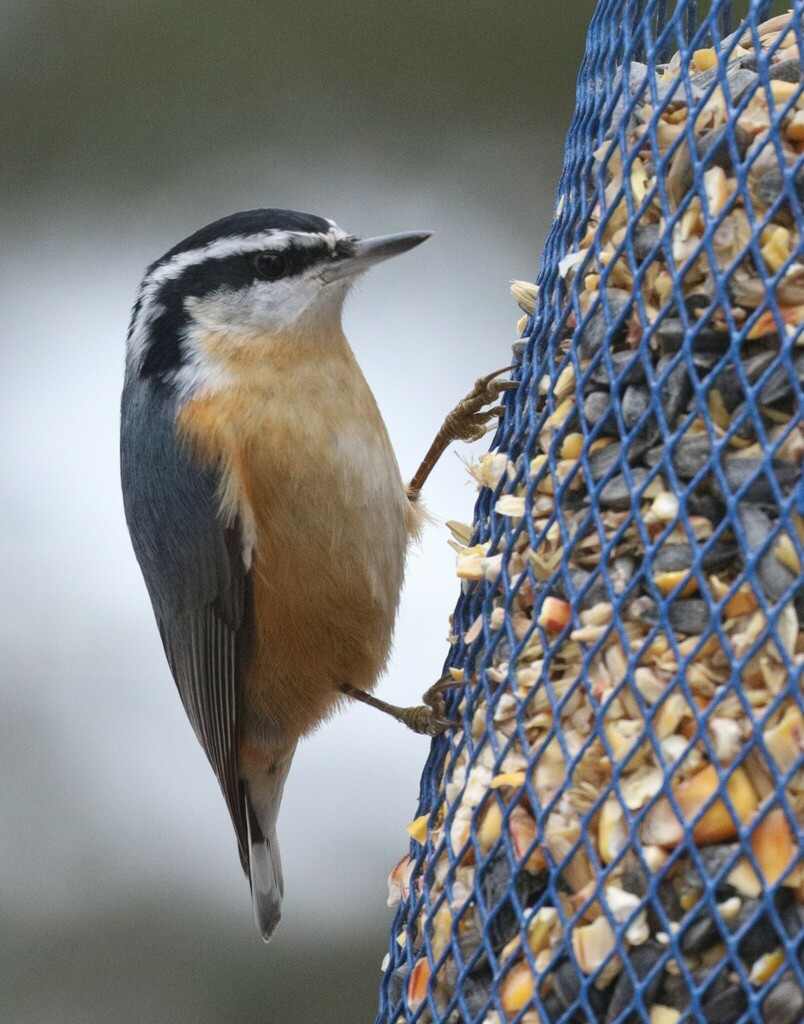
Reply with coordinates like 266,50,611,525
378,2,804,1023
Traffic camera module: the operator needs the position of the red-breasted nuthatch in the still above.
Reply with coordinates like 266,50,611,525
121,209,509,941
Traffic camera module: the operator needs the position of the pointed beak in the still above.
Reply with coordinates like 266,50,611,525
320,231,432,283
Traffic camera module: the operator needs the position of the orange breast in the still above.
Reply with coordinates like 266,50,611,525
177,326,419,741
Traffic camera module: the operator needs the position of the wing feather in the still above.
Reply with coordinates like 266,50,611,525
121,378,252,870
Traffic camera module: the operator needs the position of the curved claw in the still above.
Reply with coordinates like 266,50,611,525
466,370,517,409
422,673,463,703
416,673,464,734
475,364,518,390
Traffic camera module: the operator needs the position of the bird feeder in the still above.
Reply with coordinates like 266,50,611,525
380,2,804,1022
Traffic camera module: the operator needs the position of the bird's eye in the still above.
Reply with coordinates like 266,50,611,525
254,252,288,281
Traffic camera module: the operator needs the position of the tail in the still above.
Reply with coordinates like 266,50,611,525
246,801,284,942
243,746,295,943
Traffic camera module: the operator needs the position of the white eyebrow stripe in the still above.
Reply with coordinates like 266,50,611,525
125,225,349,363
145,226,349,291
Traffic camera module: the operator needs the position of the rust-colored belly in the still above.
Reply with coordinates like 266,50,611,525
172,327,417,753
244,453,411,738
176,329,416,744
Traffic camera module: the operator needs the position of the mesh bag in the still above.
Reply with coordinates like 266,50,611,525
378,2,804,1022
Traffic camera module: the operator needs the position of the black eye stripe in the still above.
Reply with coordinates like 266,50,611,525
250,244,321,281
164,243,329,299
249,236,356,281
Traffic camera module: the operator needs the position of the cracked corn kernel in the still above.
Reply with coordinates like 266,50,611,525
500,960,535,1017
750,805,798,886
692,47,718,71
407,815,428,845
761,226,792,274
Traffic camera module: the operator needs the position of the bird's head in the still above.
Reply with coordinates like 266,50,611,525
126,208,430,388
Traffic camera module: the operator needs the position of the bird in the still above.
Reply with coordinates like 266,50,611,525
120,208,511,941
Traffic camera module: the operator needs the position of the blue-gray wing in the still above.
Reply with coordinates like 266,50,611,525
120,377,252,871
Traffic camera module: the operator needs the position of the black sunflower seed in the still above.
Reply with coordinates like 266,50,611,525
604,941,665,1024
578,293,631,360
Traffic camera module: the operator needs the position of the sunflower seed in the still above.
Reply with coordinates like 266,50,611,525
555,569,609,609
656,319,731,359
761,971,804,1024
709,350,779,409
737,503,799,603
645,433,712,477
460,967,493,1016
734,900,785,965
552,957,582,1009
612,61,651,126
755,165,804,208
701,980,748,1024
553,955,609,1017
653,545,695,573
757,352,804,405
478,849,547,953
690,55,757,95
633,224,661,263
717,457,798,505
666,127,739,205
657,972,692,1013
604,942,665,1024
587,350,647,388
599,468,650,509
768,57,803,83
651,540,733,573
388,965,407,1006
722,67,760,105
578,293,631,359
680,906,720,957
588,441,623,480
685,493,723,523
542,992,570,1023
667,599,711,635
622,385,652,430
658,357,694,426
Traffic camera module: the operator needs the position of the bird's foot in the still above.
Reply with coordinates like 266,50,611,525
339,674,461,737
441,368,519,445
407,367,518,499
397,674,461,736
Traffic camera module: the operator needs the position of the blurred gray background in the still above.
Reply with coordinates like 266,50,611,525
1,2,596,1021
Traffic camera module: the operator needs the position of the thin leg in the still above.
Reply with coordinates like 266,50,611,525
339,675,459,737
407,367,518,500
